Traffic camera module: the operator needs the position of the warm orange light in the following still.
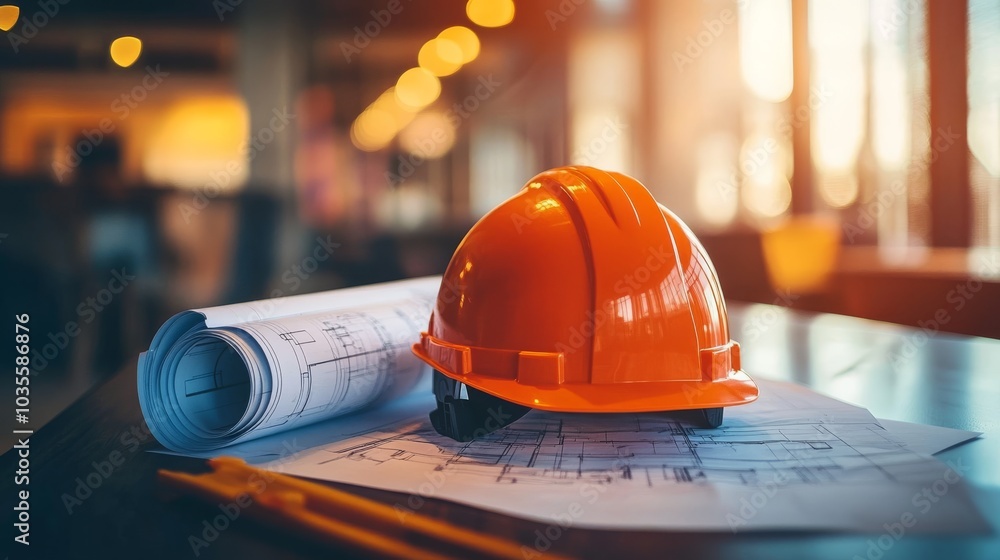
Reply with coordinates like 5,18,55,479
351,107,397,152
871,54,910,171
466,0,515,28
694,133,740,227
373,88,418,129
110,36,143,68
394,68,441,110
761,217,841,293
742,176,792,218
349,124,373,152
0,5,18,32
817,174,859,208
739,134,792,219
810,0,866,208
418,37,464,77
438,26,480,64
142,96,250,189
350,88,422,152
738,0,793,102
399,111,457,159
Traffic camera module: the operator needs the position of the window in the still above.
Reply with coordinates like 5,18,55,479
969,0,1000,250
661,0,993,255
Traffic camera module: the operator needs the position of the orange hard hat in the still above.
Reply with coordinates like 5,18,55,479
413,166,758,441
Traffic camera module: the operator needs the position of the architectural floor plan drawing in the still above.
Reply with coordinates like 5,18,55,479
308,413,924,489
137,277,439,453
243,308,425,428
260,378,987,532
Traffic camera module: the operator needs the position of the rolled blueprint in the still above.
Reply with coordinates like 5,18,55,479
138,276,439,453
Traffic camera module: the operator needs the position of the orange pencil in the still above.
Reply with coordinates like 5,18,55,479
158,457,573,560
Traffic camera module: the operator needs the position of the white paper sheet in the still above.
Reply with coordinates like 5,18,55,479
244,378,987,533
137,277,440,453
878,419,982,456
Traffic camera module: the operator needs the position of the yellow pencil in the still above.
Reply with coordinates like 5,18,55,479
158,457,573,560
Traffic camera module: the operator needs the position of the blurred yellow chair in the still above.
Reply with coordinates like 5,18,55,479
760,216,841,295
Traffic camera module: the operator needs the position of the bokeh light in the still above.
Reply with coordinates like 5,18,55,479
817,173,859,208
394,67,441,110
142,96,250,189
110,36,143,68
351,107,397,152
438,26,480,64
374,88,418,130
738,0,793,103
742,176,792,218
0,5,19,32
466,0,515,28
399,111,457,159
350,88,422,152
694,133,740,227
418,37,464,77
810,0,867,208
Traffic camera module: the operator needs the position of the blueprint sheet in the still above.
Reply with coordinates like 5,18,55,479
137,277,439,453
235,377,987,533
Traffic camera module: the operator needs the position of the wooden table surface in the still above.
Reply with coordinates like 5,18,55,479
4,303,999,559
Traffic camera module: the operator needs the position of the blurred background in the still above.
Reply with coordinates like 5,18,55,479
0,0,998,428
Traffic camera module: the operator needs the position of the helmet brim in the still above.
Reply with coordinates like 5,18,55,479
414,343,759,413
